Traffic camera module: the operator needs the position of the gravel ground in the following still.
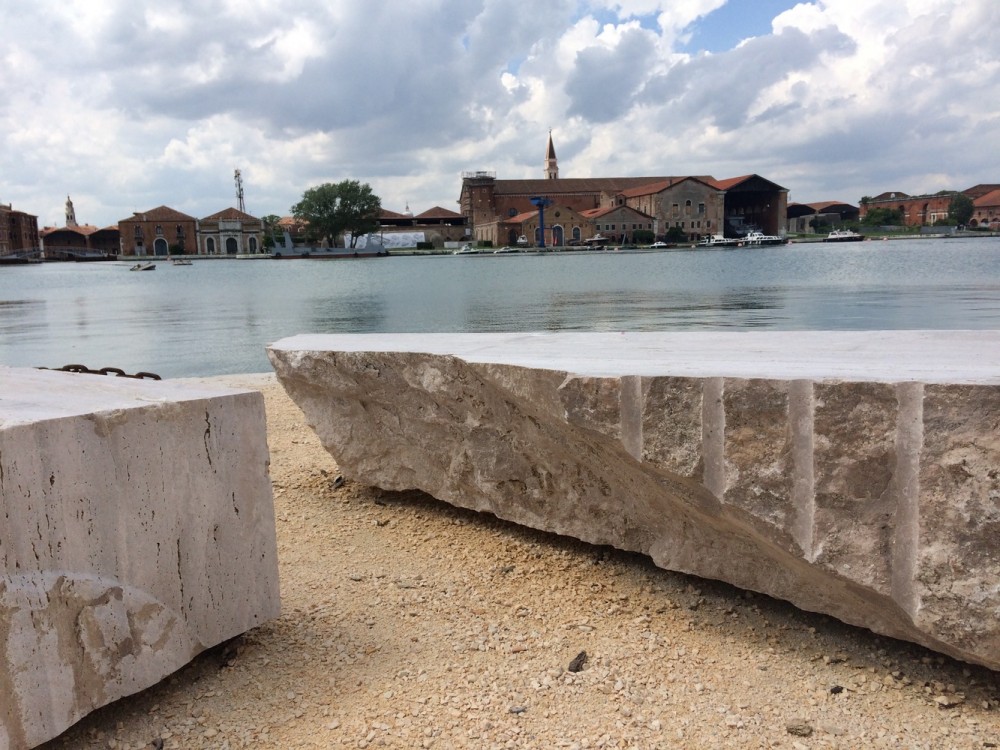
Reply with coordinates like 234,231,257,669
40,375,1000,750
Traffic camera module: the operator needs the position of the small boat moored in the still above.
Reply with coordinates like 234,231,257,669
824,229,865,242
129,261,156,271
743,231,787,246
172,258,193,266
698,234,740,247
453,244,479,255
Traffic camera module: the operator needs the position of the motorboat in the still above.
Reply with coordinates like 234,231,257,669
516,235,529,246
824,229,864,242
172,258,193,266
743,231,786,246
697,234,740,247
493,246,520,254
129,261,156,271
453,244,479,255
648,241,674,249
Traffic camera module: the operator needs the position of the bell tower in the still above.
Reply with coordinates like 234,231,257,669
544,130,558,180
65,195,78,227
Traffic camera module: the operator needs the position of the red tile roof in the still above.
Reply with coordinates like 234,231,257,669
973,189,1000,207
126,206,197,222
202,207,260,221
415,206,464,219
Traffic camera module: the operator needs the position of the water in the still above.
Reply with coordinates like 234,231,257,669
2,237,1000,378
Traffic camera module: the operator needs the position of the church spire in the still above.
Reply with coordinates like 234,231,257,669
544,130,558,179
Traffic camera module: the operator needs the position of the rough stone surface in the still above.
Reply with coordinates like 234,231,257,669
0,367,280,749
268,331,1000,671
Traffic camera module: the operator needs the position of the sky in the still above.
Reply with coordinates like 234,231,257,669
2,0,998,228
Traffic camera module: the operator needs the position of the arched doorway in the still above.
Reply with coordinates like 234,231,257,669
249,237,258,253
153,238,168,256
572,227,581,243
206,237,216,254
551,225,564,246
508,229,519,245
226,237,238,254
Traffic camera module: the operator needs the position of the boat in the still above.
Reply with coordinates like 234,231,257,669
516,235,529,247
648,241,675,249
824,229,864,243
698,234,740,247
743,231,787,246
129,261,156,271
172,258,193,266
493,246,520,254
583,234,610,247
453,244,479,255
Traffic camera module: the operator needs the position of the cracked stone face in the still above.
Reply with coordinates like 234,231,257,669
268,331,1000,671
0,368,280,749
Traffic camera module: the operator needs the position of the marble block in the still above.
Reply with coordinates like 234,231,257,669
0,368,279,749
268,331,1000,670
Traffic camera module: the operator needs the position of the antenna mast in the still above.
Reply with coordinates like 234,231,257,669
234,168,246,213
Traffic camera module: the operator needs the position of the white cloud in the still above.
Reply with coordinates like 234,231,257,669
1,0,998,226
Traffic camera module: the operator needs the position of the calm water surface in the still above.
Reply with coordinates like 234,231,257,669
2,237,1000,378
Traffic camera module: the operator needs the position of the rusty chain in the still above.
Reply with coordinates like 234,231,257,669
39,364,162,380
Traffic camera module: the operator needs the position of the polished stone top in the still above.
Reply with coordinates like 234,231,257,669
269,331,1000,384
0,366,252,426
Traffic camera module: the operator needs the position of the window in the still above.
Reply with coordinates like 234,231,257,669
698,203,705,214
672,203,679,215
155,225,163,236
508,208,517,217
610,224,616,231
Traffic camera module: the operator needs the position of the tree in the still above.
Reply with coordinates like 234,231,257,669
862,207,903,226
949,193,974,226
291,180,382,248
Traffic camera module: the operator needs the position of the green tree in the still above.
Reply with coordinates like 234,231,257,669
291,180,382,248
862,207,903,226
948,193,974,226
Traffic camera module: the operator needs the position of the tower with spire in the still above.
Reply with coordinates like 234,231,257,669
64,195,77,227
545,130,558,180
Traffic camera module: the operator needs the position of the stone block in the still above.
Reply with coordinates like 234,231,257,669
0,368,279,749
268,331,1000,670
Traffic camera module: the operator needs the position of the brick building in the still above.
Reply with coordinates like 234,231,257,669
859,191,955,227
971,189,1000,229
0,202,40,257
459,133,787,246
118,206,198,257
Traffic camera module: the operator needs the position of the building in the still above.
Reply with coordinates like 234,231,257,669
859,191,955,227
40,197,119,259
580,205,655,244
971,189,1000,229
0,202,40,257
118,206,198,257
786,201,860,233
118,205,265,256
459,134,787,246
198,208,264,255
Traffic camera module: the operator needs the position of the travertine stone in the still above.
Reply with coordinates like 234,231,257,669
0,368,279,749
268,331,1000,670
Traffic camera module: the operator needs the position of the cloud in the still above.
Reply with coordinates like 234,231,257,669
1,0,998,227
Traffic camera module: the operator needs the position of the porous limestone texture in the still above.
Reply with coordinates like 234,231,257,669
268,331,1000,671
0,367,279,749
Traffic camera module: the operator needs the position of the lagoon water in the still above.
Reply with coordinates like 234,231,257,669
2,237,1000,378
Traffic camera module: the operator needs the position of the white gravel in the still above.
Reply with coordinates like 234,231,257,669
39,376,1000,749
